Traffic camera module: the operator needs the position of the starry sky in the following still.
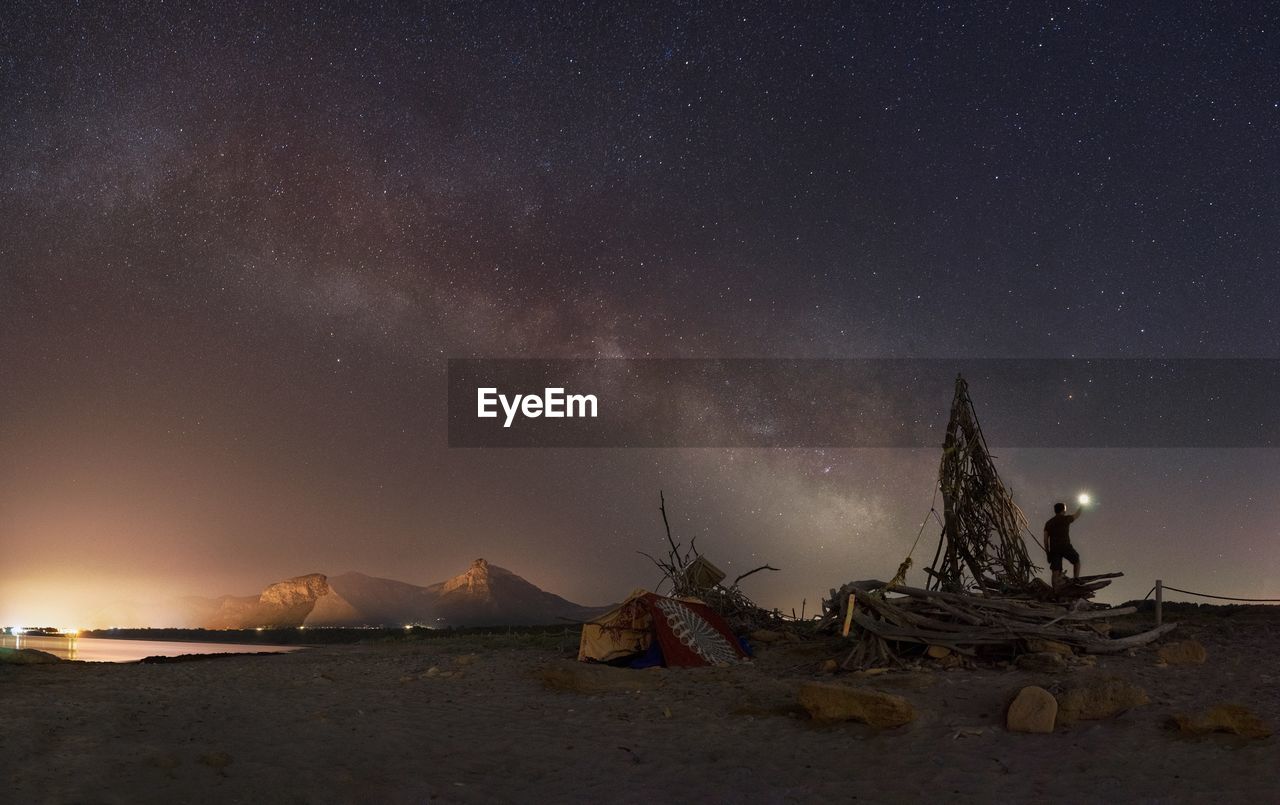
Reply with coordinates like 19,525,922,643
3,2,1279,625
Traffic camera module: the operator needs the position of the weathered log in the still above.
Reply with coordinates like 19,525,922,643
1076,622,1178,654
1075,572,1124,582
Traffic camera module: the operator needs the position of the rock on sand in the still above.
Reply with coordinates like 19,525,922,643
1015,652,1067,673
1007,686,1058,733
797,682,915,728
1157,640,1207,666
1055,676,1149,725
538,661,664,694
1172,704,1271,739
1024,638,1073,656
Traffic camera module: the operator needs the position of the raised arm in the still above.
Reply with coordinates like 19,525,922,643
1072,506,1083,520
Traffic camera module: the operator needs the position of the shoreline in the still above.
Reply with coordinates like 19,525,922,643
3,607,1276,802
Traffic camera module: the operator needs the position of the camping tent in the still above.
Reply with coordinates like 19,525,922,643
578,589,749,667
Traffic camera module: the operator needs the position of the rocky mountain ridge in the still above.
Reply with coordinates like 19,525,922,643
89,559,605,629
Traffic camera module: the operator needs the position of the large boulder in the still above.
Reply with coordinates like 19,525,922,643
1056,676,1149,725
1172,705,1271,739
1157,640,1207,666
1007,686,1058,733
798,682,916,728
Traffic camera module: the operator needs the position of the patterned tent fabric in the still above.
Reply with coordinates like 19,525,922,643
644,594,747,667
578,589,747,668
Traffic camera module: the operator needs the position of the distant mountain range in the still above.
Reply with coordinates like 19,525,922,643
89,559,608,629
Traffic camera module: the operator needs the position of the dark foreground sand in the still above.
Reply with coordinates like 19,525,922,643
2,607,1277,804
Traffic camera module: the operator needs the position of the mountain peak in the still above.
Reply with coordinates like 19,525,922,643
442,558,498,597
259,573,330,607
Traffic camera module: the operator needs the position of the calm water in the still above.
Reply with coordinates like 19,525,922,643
0,634,301,662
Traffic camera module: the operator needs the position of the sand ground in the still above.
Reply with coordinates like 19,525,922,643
2,608,1277,804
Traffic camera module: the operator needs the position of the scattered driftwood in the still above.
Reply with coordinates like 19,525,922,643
823,579,1175,669
639,491,783,631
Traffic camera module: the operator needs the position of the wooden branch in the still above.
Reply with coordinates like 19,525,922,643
732,564,780,587
850,610,994,649
1041,606,1136,627
658,490,679,556
636,549,666,569
1075,572,1125,582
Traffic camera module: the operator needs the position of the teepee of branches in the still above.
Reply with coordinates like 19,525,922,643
926,375,1040,594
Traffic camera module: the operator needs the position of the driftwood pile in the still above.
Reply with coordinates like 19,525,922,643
640,491,784,632
824,578,1177,668
827,375,1177,668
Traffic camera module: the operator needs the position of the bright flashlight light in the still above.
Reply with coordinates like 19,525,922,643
1078,493,1091,506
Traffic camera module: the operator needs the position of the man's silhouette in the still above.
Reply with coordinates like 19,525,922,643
1043,501,1083,589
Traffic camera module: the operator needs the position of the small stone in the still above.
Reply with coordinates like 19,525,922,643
926,645,952,659
1016,652,1067,673
1157,640,1207,666
818,659,839,674
797,682,916,728
1172,704,1270,739
198,752,233,770
749,629,784,644
1055,676,1149,725
1007,686,1057,734
145,753,181,770
538,661,664,694
1025,638,1073,656
937,654,964,669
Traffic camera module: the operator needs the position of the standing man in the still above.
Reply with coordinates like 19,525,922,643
1043,501,1083,589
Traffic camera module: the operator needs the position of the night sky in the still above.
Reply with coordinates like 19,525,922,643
3,2,1279,625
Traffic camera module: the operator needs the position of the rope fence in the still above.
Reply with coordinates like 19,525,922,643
1146,579,1280,627
1156,584,1280,604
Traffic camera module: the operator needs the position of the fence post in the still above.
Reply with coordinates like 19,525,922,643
1155,579,1163,627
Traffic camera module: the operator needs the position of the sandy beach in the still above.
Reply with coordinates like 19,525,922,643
2,606,1276,804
